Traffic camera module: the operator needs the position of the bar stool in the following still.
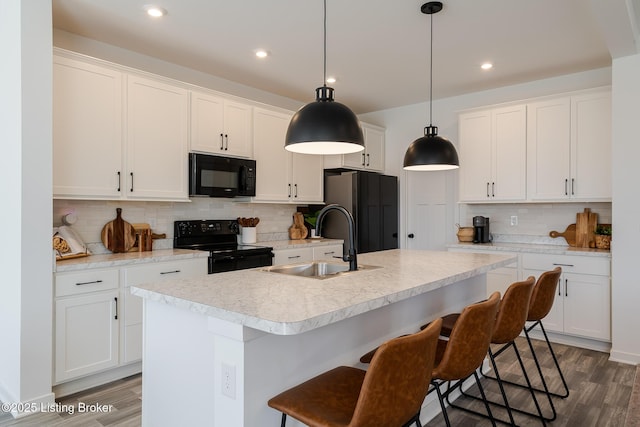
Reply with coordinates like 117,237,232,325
427,292,501,427
268,318,443,427
361,293,502,427
437,277,549,426
482,267,567,422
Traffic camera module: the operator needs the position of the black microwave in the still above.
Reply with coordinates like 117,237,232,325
189,153,256,198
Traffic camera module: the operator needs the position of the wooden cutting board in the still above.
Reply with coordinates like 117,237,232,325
576,208,598,248
549,224,577,247
101,208,136,253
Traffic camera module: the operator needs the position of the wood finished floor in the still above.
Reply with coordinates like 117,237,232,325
0,337,636,426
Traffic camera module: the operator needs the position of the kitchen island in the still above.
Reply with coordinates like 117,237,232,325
131,249,515,427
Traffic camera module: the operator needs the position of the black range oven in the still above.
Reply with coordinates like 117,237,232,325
174,220,273,274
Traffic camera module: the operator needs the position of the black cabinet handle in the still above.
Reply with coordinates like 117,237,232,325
294,183,298,198
75,279,103,286
571,178,575,195
117,171,121,192
288,255,301,259
361,153,366,166
160,270,181,275
558,278,561,296
324,251,336,256
224,134,229,150
130,172,134,192
366,154,370,167
486,182,490,198
114,297,118,320
553,263,574,267
220,133,224,150
492,182,495,197
288,183,292,198
565,278,568,297
408,233,415,238
564,179,568,196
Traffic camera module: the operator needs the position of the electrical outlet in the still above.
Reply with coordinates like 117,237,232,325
221,363,236,399
510,216,518,226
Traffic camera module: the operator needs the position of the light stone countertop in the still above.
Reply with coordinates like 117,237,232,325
131,249,516,335
54,248,209,273
264,238,343,250
447,242,611,258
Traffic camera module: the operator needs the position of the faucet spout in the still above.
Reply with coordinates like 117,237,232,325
315,204,358,271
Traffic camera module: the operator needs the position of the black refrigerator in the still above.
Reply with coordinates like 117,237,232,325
322,170,398,253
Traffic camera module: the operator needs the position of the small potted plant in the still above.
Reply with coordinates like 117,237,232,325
594,225,612,250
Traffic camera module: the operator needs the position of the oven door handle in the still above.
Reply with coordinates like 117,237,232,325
212,255,243,262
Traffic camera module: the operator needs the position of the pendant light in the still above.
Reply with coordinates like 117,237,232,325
284,0,364,155
403,1,459,171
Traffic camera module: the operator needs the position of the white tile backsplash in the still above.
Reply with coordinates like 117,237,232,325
53,199,299,247
459,202,612,244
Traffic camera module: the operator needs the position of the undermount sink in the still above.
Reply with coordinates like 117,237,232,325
262,261,380,280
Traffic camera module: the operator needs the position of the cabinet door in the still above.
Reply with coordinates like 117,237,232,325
55,290,119,382
291,153,324,203
252,108,292,202
362,125,385,172
342,147,366,170
487,266,519,298
527,98,571,200
272,247,314,266
190,91,225,153
53,56,123,198
223,100,253,158
562,272,610,340
571,91,612,200
493,105,526,201
122,258,207,363
458,110,492,201
127,75,189,200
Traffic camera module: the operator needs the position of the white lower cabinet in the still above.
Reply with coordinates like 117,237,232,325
272,244,346,266
54,269,120,383
54,257,207,384
272,247,314,266
312,244,343,261
122,258,207,363
521,253,611,341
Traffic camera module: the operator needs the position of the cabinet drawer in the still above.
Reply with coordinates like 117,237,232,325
124,258,207,286
521,253,610,276
313,245,343,260
56,269,119,297
272,247,314,266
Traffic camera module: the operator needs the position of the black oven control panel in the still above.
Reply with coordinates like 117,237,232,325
174,220,239,239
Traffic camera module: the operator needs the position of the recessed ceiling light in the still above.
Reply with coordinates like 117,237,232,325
145,5,167,18
255,50,269,59
326,77,336,84
481,62,493,70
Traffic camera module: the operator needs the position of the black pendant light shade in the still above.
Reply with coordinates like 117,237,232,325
285,86,365,155
403,1,459,171
284,0,364,155
403,125,459,171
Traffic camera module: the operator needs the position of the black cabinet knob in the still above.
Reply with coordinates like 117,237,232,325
408,233,414,238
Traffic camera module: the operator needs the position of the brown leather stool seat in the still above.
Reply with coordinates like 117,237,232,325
268,318,443,427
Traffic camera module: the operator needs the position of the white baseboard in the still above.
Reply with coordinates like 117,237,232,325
525,330,611,353
609,349,640,365
0,389,55,419
53,362,141,398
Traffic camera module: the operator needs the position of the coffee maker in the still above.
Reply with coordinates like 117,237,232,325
473,216,491,243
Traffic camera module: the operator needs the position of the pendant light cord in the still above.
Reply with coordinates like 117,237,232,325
323,0,327,88
428,10,433,126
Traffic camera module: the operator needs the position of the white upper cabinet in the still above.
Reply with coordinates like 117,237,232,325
53,52,190,201
252,108,323,203
190,91,253,158
459,104,527,202
126,75,189,200
324,123,385,172
53,56,124,199
527,89,611,201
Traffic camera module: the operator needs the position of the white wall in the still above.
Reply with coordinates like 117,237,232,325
0,0,54,412
610,52,640,364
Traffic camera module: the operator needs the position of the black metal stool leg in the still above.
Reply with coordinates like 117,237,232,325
432,381,452,427
280,412,287,427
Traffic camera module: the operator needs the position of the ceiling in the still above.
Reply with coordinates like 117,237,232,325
52,0,639,114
